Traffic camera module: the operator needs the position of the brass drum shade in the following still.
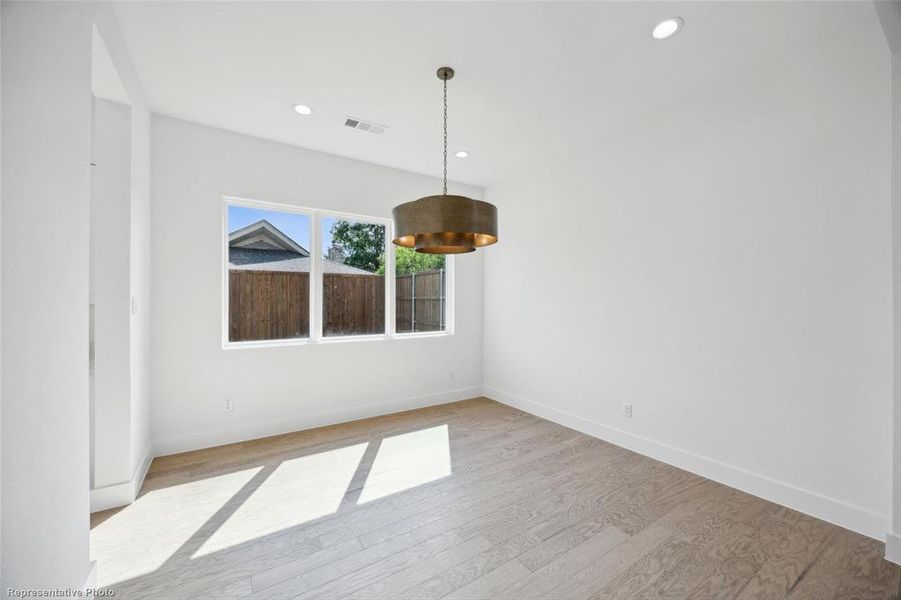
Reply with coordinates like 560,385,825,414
393,195,498,254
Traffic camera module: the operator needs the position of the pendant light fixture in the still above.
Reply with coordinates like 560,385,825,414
392,67,498,254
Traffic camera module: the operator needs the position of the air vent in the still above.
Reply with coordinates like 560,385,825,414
344,116,386,135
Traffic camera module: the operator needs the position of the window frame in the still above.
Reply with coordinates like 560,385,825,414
222,195,454,349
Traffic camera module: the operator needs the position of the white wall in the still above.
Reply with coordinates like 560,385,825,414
873,0,901,564
90,6,153,511
1,1,151,588
890,45,901,564
1,1,94,590
90,98,132,490
151,116,483,455
1,0,4,587
129,102,152,487
483,18,894,542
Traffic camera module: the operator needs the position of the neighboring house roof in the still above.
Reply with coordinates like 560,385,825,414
229,248,377,275
229,219,310,256
228,220,376,276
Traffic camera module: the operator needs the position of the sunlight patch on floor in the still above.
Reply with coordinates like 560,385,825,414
194,442,369,557
91,467,262,586
358,424,452,504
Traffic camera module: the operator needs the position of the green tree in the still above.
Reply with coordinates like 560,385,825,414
329,220,447,275
391,247,445,275
376,247,445,274
329,221,385,272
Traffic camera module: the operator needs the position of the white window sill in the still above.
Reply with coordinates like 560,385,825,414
392,331,454,340
222,331,452,350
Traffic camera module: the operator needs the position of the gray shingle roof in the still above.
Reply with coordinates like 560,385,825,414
229,247,377,275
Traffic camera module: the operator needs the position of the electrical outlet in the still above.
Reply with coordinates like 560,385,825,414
621,403,632,418
449,370,456,381
224,398,234,412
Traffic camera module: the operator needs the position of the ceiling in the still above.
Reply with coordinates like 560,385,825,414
112,1,885,187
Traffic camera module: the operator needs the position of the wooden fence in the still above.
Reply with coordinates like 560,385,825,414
396,270,445,333
322,273,385,336
229,270,310,341
229,268,444,341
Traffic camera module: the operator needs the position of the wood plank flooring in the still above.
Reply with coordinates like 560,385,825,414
90,398,901,599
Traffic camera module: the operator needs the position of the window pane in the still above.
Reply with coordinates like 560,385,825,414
227,205,311,342
321,217,386,337
395,247,446,333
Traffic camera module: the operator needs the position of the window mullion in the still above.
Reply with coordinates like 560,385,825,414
310,211,323,342
386,224,395,337
446,255,455,335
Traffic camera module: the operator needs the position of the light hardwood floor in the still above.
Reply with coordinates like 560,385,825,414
90,398,901,599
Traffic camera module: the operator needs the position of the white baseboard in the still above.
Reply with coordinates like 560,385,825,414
153,386,483,457
484,386,890,543
90,446,153,512
132,447,153,494
90,480,133,513
887,533,901,564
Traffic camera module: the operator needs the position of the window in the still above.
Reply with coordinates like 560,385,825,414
321,216,387,337
226,204,312,342
223,197,452,347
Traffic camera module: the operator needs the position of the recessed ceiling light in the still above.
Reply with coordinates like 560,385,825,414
652,17,683,40
293,104,313,116
455,150,469,159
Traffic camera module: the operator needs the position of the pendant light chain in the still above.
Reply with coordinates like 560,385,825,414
443,76,448,196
